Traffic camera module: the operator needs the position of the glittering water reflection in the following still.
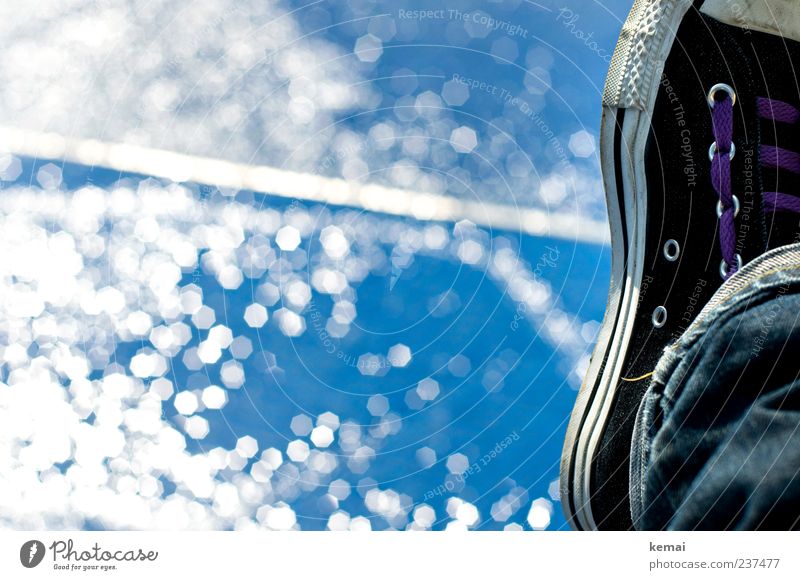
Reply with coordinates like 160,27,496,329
0,0,622,530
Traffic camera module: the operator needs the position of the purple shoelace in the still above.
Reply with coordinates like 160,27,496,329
709,90,800,279
709,85,739,278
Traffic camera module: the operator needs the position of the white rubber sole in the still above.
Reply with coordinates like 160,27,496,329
560,0,695,531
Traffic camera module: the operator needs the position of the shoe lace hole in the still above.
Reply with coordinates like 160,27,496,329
663,239,680,262
652,306,667,328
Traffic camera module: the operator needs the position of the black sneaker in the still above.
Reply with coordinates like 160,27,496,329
561,0,800,530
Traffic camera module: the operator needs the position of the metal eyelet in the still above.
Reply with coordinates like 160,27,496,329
707,83,736,107
663,239,680,262
708,141,736,161
719,254,743,279
716,194,741,218
651,306,668,328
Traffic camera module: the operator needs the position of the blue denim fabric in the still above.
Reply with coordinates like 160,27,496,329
630,243,800,530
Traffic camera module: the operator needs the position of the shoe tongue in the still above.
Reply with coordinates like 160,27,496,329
758,104,800,250
732,138,768,262
726,22,800,255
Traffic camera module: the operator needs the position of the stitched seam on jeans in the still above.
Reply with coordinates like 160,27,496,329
656,288,795,415
698,243,800,314
666,264,800,354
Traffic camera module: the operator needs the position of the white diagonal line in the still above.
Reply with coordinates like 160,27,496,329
0,125,609,245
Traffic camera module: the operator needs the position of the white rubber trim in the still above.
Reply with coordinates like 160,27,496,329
564,0,695,530
604,0,695,109
559,104,628,528
576,108,650,531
